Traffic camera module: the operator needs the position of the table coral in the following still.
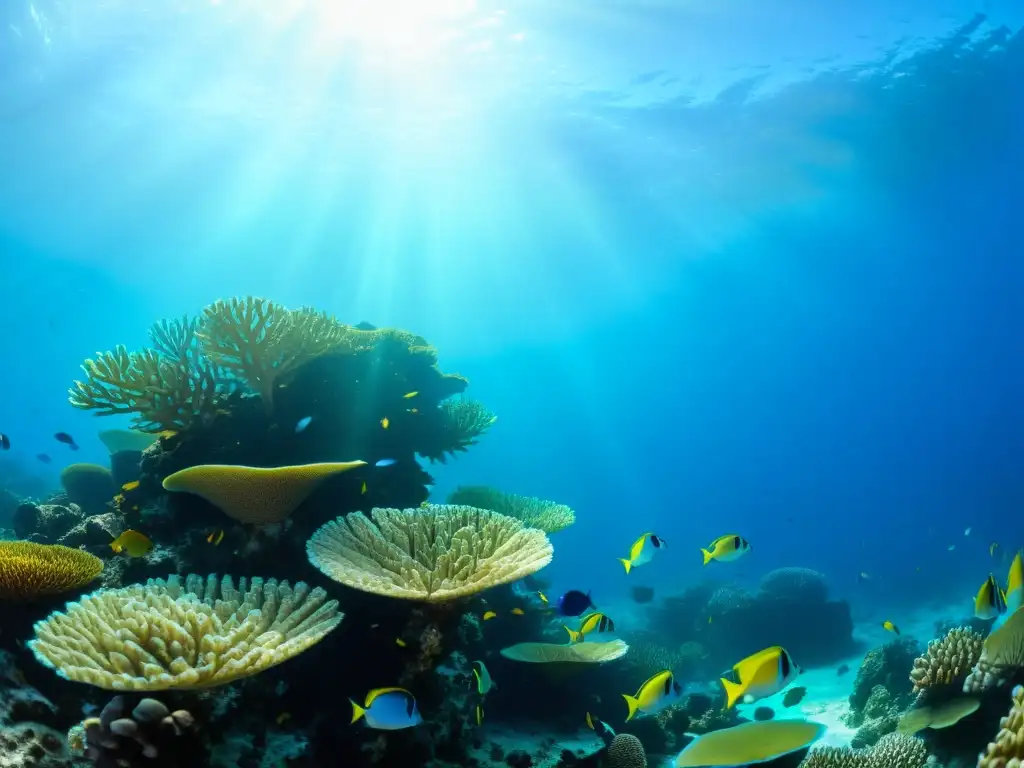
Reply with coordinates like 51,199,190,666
446,486,575,533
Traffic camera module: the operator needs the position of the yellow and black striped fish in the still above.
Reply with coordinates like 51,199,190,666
564,612,616,643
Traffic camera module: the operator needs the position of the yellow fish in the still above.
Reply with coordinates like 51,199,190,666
206,530,224,546
121,480,140,492
702,534,752,566
564,612,616,643
975,573,1008,620
622,670,684,721
404,391,418,399
882,620,900,635
721,646,800,709
537,591,548,604
380,417,389,429
158,430,178,439
395,638,407,648
472,660,496,695
483,611,497,621
619,533,666,574
475,705,484,725
109,530,153,558
511,608,525,616
361,481,368,495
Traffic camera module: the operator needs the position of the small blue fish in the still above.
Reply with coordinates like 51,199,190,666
295,416,313,434
557,589,594,617
350,687,423,730
375,459,397,468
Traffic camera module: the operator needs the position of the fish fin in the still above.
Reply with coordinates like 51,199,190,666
618,558,633,574
702,548,713,566
720,677,744,709
563,625,582,643
1008,589,1023,615
621,694,640,722
349,700,366,725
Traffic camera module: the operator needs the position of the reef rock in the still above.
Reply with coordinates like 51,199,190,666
12,502,84,542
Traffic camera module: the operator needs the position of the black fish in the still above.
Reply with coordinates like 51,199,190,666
782,686,807,708
630,585,655,604
54,432,79,450
36,453,52,464
753,706,775,721
836,664,850,676
0,433,9,450
557,589,594,617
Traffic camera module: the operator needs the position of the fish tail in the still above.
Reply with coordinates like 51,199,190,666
349,700,366,725
702,548,714,566
622,694,641,721
720,677,745,709
563,625,580,643
618,558,633,574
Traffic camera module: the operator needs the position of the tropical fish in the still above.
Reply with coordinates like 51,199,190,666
965,527,972,536
836,664,850,676
206,530,224,546
630,585,655,604
721,646,801,709
782,686,807,708
36,454,51,464
350,688,423,730
0,434,9,450
564,612,616,643
622,669,684,720
994,551,1024,629
295,416,313,433
403,391,418,399
882,620,900,635
536,591,548,604
380,417,389,429
975,573,1008,620
121,481,140,492
375,459,397,468
510,608,525,616
619,533,666,574
472,660,495,695
483,611,497,621
991,542,1000,558
585,711,617,746
54,432,79,450
361,482,368,494
702,534,752,566
475,705,484,725
556,589,595,617
395,638,407,648
110,530,153,558
674,719,826,768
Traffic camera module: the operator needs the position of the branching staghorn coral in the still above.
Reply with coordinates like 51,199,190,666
979,684,1024,768
0,541,104,601
910,626,983,697
69,298,479,432
306,504,552,602
446,486,576,533
799,732,927,768
29,574,342,690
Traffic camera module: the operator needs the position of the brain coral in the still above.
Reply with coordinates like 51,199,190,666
607,733,647,768
306,504,553,602
759,567,829,603
29,574,342,690
0,541,103,601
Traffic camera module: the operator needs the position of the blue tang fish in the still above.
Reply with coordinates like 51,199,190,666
350,687,423,730
557,589,594,617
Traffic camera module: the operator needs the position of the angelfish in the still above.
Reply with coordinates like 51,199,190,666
975,573,1008,621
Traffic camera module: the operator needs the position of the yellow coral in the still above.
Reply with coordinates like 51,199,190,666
28,574,342,690
0,542,104,601
980,685,1024,768
162,462,367,524
910,626,984,694
446,486,575,533
306,504,552,602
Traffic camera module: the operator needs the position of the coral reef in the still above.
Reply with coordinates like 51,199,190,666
446,486,576,533
0,541,104,600
978,684,1024,768
849,639,921,722
29,574,342,690
799,733,928,768
965,609,1024,694
59,464,115,516
306,505,553,602
910,627,984,700
606,733,646,768
0,722,69,767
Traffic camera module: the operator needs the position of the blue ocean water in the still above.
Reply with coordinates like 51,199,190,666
0,0,1022,663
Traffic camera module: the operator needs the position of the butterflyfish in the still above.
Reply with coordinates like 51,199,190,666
585,711,617,746
121,481,140,492
483,611,497,621
702,534,752,566
564,612,616,643
619,532,666,574
380,417,389,429
1006,550,1023,614
882,620,900,635
206,530,224,545
975,573,1008,620
674,719,826,767
350,688,423,730
721,646,800,709
622,669,684,721
110,530,153,558
472,660,495,695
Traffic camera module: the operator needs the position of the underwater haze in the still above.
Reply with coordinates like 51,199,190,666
1,1,1024,765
